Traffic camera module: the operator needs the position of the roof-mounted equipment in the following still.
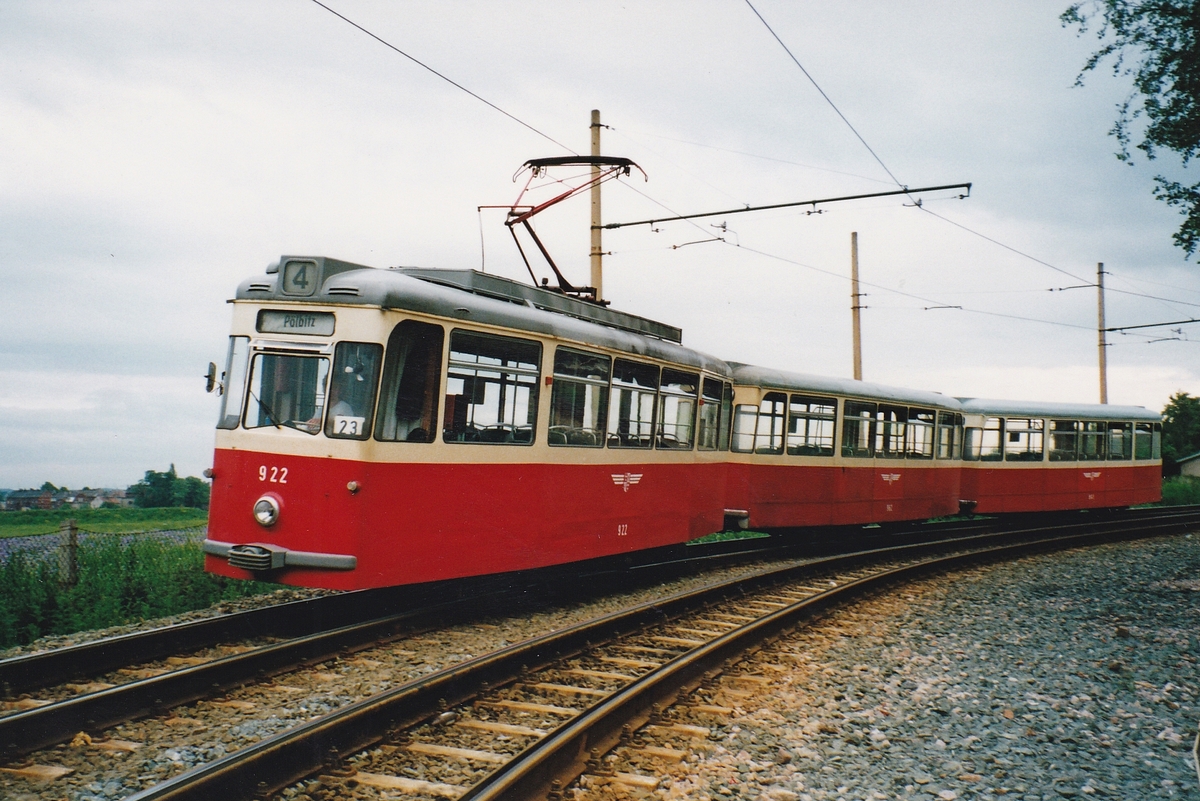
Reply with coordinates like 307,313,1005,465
500,156,645,306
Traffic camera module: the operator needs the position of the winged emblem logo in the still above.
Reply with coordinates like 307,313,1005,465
612,473,643,492
1082,471,1101,480
881,473,901,484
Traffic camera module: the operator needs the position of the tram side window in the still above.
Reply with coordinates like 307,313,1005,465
787,395,836,456
216,336,250,429
324,342,382,440
1004,418,1044,462
965,418,1003,461
444,330,540,445
936,412,963,459
842,401,876,458
244,352,330,434
875,405,907,459
375,321,444,443
980,417,1004,461
1049,420,1078,461
1107,421,1132,460
720,383,734,451
1153,422,1162,458
963,427,981,461
1134,422,1154,459
548,347,610,447
1079,421,1106,460
697,378,725,451
658,369,698,449
607,359,659,448
732,392,786,454
906,408,935,459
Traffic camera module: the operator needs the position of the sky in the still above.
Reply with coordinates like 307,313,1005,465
1,1,1198,490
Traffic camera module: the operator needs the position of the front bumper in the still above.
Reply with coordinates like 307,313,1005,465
204,539,357,572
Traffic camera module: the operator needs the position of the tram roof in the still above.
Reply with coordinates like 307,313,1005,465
957,397,1160,421
236,257,731,375
728,364,964,410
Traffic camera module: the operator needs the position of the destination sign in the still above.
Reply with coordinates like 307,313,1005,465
257,310,335,336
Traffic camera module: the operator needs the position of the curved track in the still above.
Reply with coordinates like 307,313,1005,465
95,506,1199,801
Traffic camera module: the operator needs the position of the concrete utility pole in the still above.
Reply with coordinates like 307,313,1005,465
590,109,604,302
1097,262,1108,404
851,232,863,380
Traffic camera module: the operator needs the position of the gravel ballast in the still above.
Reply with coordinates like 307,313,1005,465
648,532,1199,801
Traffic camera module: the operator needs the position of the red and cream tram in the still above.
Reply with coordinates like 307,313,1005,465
956,398,1162,513
203,256,1162,590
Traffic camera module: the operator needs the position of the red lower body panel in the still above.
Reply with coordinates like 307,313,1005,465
205,449,727,590
727,461,961,529
960,463,1161,514
205,448,1161,590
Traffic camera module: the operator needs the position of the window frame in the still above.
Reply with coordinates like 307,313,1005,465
1107,421,1132,461
243,350,331,435
841,400,877,458
874,404,908,460
324,341,383,440
936,411,963,460
606,358,659,449
697,377,729,452
906,408,936,460
1003,418,1045,462
1078,420,1107,461
548,346,611,448
786,394,837,457
656,368,699,450
1049,420,1079,462
443,329,542,446
374,319,445,444
216,335,251,430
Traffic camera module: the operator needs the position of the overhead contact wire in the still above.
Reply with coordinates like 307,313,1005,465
744,0,904,188
730,242,1170,341
308,0,574,153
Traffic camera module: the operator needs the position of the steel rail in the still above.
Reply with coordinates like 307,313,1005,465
465,515,1199,801
0,513,998,698
0,585,434,697
0,516,984,758
122,509,1200,801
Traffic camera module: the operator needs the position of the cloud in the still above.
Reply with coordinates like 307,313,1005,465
0,0,1196,486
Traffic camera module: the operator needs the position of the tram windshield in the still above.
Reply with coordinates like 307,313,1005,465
244,353,330,434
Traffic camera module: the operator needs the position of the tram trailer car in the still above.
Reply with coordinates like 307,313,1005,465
721,365,966,530
956,398,1162,513
203,257,1162,590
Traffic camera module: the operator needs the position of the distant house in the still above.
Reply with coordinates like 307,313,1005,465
5,489,53,511
100,488,135,508
1179,451,1200,478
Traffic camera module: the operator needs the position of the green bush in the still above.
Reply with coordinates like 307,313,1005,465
0,536,271,649
1161,476,1200,506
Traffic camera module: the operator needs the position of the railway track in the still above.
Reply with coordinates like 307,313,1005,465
0,507,1194,799
0,513,997,743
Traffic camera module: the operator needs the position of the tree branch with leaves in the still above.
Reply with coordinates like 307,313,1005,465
1063,1,1200,257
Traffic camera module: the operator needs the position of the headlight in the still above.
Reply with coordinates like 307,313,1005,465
253,495,280,527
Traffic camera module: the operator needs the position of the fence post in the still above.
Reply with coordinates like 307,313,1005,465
59,519,78,586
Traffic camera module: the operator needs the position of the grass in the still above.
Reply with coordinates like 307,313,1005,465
1161,475,1200,506
687,529,771,545
0,507,208,538
0,536,272,649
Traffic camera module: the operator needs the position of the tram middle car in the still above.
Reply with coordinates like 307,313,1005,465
203,257,1162,590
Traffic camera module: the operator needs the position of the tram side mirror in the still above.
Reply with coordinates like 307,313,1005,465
205,362,218,394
